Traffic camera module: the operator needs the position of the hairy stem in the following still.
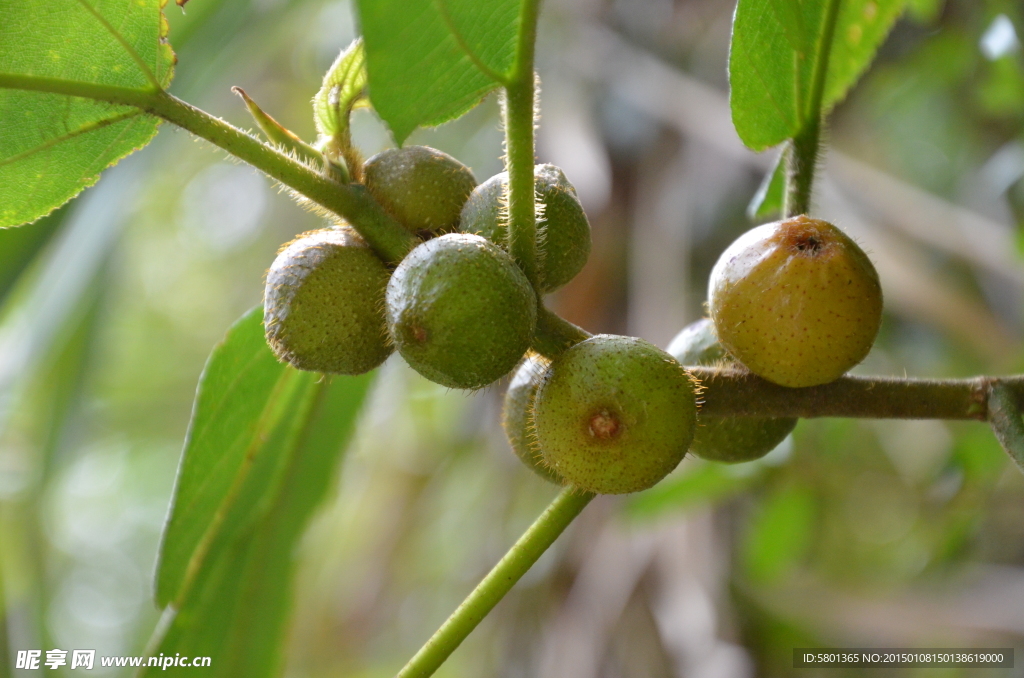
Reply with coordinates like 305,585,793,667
784,124,819,217
397,487,594,678
692,367,1011,421
783,0,841,217
0,74,418,264
150,92,418,262
503,0,543,289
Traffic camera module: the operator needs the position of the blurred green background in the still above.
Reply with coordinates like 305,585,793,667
2,0,1024,676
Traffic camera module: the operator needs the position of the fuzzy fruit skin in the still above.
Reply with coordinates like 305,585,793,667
502,355,564,484
667,318,796,463
460,164,591,293
264,227,392,374
386,233,537,389
533,335,698,494
708,215,882,388
363,146,477,234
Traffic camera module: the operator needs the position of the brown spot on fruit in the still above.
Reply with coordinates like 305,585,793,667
588,409,621,440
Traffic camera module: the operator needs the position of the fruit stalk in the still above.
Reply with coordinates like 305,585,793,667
397,487,594,678
784,123,819,217
504,84,539,288
532,305,592,359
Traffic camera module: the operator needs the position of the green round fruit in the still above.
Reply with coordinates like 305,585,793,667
533,335,698,494
502,355,564,484
667,318,796,463
363,145,477,234
460,164,591,293
264,226,392,374
385,233,537,389
667,316,728,366
708,215,883,388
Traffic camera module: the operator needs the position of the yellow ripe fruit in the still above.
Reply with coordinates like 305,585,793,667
708,215,882,388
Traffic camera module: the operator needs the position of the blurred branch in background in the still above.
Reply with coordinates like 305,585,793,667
754,564,1024,643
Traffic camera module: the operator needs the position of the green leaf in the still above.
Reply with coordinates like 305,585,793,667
313,38,368,179
355,0,517,144
747,150,786,221
314,38,370,141
824,0,909,110
729,0,906,150
988,382,1024,475
0,0,174,228
155,308,371,604
438,0,520,79
148,308,373,677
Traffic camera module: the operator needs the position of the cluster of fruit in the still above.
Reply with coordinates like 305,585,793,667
264,145,591,383
263,145,883,496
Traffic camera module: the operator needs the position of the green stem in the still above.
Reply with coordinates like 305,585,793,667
987,382,1024,473
0,73,418,264
783,0,842,217
532,305,591,359
503,0,543,289
397,487,594,678
784,125,818,217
